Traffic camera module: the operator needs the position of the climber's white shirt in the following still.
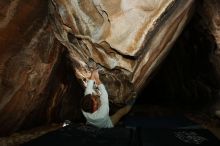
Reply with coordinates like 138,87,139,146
82,80,113,128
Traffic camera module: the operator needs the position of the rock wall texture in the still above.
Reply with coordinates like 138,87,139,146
200,0,220,82
199,0,220,116
0,0,63,135
49,0,194,103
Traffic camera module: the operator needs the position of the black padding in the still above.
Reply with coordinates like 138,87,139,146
22,124,138,146
22,123,220,146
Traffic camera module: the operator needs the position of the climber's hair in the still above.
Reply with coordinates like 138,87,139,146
81,94,97,113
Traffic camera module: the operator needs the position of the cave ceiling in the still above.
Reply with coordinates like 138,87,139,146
49,0,194,103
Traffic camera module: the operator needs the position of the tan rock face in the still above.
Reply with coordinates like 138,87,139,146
49,0,195,103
